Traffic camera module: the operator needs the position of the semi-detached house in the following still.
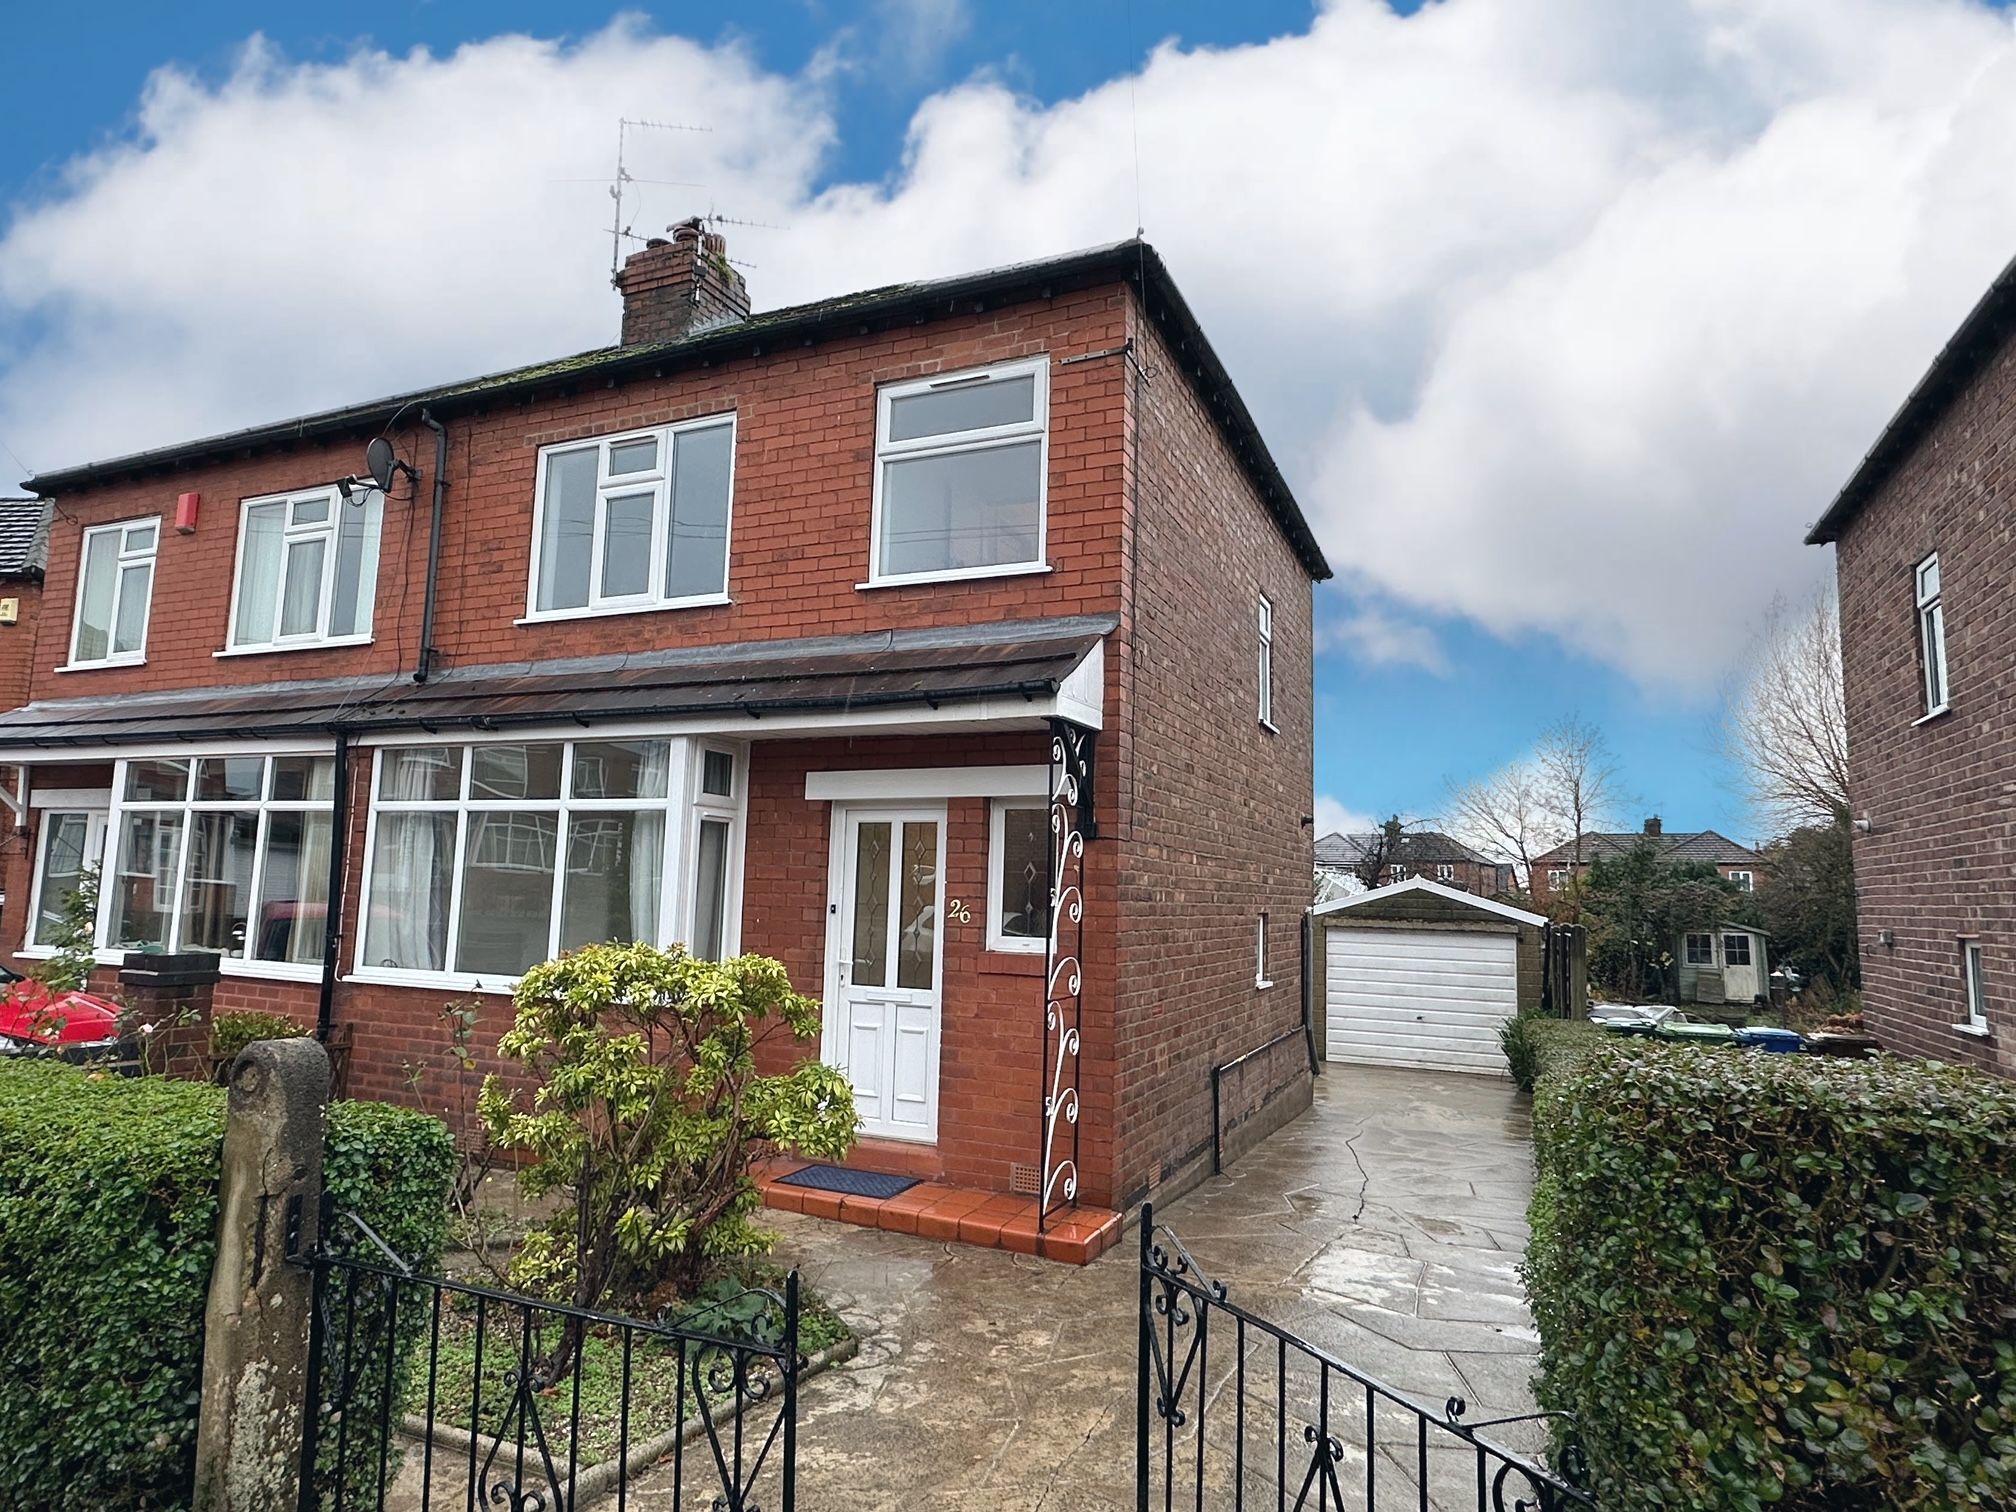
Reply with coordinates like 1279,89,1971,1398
0,225,1331,1241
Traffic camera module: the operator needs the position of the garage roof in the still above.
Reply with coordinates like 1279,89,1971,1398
1312,875,1545,928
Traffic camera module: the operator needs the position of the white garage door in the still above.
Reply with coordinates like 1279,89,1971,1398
1324,927,1516,1075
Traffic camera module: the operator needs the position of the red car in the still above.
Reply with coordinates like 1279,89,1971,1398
0,964,125,1056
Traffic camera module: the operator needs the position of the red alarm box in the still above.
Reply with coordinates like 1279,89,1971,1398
175,491,200,533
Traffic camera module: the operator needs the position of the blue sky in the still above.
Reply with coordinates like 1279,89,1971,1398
6,1,2014,851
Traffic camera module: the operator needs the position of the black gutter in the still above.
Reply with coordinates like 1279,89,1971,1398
315,727,352,1043
414,410,447,683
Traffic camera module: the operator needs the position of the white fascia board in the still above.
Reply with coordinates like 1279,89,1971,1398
805,765,1050,802
1312,874,1546,928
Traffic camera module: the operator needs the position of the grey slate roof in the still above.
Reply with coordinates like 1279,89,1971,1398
0,612,1115,751
1315,831,1495,869
1532,829,1763,868
19,241,1330,580
0,498,50,579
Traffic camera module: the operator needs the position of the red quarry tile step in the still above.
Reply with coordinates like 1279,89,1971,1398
755,1167,1120,1266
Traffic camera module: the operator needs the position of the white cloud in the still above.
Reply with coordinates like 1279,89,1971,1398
6,1,2016,693
1316,595,1448,675
1314,795,1379,838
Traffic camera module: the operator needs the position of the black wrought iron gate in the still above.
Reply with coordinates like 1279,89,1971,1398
1137,1204,1594,1512
294,1211,801,1511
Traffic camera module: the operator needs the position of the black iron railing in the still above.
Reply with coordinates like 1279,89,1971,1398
1137,1204,1593,1512
295,1212,800,1511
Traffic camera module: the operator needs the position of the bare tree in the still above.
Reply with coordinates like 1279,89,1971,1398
1725,586,1851,830
1535,716,1624,865
1352,814,1417,890
1445,759,1563,884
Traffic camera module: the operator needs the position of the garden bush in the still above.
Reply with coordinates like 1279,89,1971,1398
0,1058,454,1510
209,1008,309,1061
1500,1014,1605,1093
1525,1041,2016,1511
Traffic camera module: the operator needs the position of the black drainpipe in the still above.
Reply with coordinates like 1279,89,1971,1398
414,409,448,684
315,727,352,1042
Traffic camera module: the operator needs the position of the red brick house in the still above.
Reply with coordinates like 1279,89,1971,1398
1806,249,2016,1077
0,227,1331,1224
0,497,51,715
1526,817,1767,906
1314,830,1512,896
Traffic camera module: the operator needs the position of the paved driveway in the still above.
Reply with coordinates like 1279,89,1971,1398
735,1064,1542,1511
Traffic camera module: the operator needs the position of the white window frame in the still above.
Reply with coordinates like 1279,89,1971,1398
1547,868,1568,888
353,735,745,990
523,414,738,624
1255,912,1274,990
1727,870,1754,892
1959,939,1989,1035
986,798,1049,954
1258,593,1276,731
64,516,159,669
866,356,1050,588
1436,862,1456,882
94,749,336,981
222,485,381,654
1685,933,1715,966
20,807,109,956
1916,552,1948,717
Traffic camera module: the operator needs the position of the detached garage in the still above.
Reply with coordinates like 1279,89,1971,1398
1313,878,1545,1075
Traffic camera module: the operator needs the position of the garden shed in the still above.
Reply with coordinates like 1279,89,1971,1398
1312,877,1544,1075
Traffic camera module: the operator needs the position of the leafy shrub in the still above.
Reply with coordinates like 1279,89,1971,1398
210,1009,308,1062
1525,1042,2016,1512
30,865,101,994
480,943,856,1323
0,1058,454,1510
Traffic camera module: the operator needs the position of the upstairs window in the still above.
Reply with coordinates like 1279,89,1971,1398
1258,594,1276,729
1916,553,1948,714
1436,863,1455,881
229,486,382,650
70,518,158,666
530,416,735,619
871,358,1048,584
1728,869,1754,891
1255,912,1273,989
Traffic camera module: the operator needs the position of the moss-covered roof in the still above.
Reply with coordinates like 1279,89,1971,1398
23,240,1329,579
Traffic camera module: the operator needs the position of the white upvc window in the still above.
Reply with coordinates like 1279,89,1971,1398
68,517,158,667
1547,868,1568,889
869,357,1049,586
1390,865,1411,882
1255,912,1273,989
987,799,1049,953
226,486,383,651
1436,863,1455,882
1258,593,1276,730
355,735,745,987
1961,940,1989,1033
1916,553,1948,715
1728,870,1754,892
96,752,336,977
25,808,108,952
1685,933,1715,966
527,415,736,621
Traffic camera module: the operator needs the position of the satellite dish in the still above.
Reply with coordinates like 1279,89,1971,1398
365,437,400,492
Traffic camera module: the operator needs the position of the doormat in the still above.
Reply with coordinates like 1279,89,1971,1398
775,1164,919,1201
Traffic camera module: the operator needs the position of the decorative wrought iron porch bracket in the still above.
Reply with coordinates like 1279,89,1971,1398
1039,718,1095,1231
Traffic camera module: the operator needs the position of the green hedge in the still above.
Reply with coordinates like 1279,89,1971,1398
1526,1042,2016,1511
0,1059,455,1510
1501,1014,1605,1092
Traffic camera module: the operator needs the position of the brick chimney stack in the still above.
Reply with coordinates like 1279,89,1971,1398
1643,816,1663,836
615,218,750,346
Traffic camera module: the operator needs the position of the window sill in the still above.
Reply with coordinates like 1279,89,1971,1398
54,657,145,674
857,562,1052,591
516,595,731,627
344,967,517,996
1913,704,1953,728
215,636,373,659
1951,1022,1994,1039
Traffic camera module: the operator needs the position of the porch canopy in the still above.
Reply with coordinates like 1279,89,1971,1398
0,614,1112,757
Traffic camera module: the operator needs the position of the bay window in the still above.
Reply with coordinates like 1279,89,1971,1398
870,358,1049,584
69,518,157,667
357,736,744,984
228,485,383,650
528,416,735,619
100,753,334,970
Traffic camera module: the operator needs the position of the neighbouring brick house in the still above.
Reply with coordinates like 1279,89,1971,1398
0,226,1332,1236
1526,817,1768,906
1806,249,2016,1078
1314,830,1512,896
0,497,50,712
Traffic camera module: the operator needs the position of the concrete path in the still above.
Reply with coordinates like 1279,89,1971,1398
747,1064,1540,1510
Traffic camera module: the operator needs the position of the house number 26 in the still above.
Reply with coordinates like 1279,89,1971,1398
945,899,972,924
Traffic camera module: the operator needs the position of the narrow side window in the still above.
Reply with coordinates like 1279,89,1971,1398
1916,552,1948,714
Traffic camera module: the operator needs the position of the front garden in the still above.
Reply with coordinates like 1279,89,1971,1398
1515,1021,2016,1511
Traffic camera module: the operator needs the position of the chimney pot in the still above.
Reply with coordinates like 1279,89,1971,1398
615,217,750,346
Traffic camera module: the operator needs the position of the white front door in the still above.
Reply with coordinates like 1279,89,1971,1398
825,805,945,1143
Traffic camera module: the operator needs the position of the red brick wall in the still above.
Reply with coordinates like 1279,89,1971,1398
1108,298,1315,1208
1833,325,2016,1079
26,288,1128,707
0,579,42,712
